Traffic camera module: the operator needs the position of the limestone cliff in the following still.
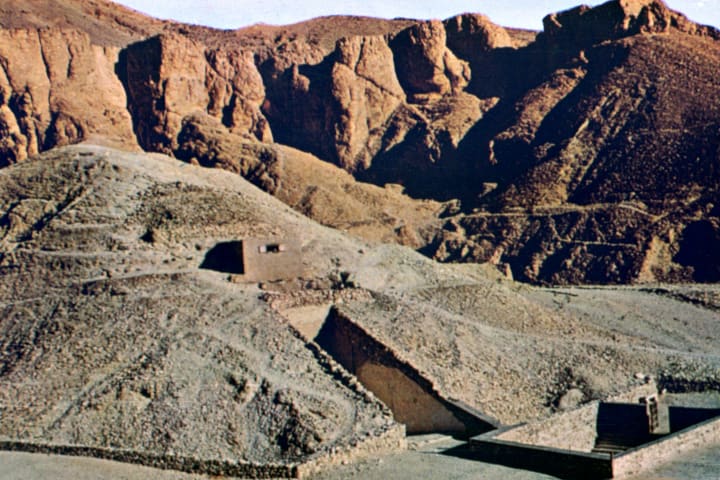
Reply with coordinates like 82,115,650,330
121,32,271,155
1,0,720,284
0,28,137,165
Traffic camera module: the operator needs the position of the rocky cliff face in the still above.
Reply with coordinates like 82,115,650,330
1,0,719,284
260,35,405,172
429,0,720,284
0,28,137,165
541,0,720,46
121,32,272,155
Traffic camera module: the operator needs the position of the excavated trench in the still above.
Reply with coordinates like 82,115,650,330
283,303,498,437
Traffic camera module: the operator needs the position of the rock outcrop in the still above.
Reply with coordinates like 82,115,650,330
0,28,137,165
541,0,720,46
2,0,720,284
329,36,405,171
121,33,271,155
260,23,492,192
390,20,471,101
442,14,519,98
0,0,167,46
444,13,514,57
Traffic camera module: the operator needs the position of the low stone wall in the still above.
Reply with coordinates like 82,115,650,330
496,382,657,452
612,415,720,478
469,434,612,480
497,402,600,452
0,440,298,478
471,382,720,479
0,424,407,479
297,424,406,478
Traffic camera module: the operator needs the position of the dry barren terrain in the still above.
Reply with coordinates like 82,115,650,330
1,0,720,478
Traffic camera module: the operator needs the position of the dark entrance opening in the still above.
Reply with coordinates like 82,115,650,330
261,243,283,254
200,241,244,274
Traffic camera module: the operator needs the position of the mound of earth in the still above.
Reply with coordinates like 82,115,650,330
322,279,720,424
0,145,407,475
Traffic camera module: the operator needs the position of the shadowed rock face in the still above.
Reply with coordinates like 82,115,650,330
1,0,720,284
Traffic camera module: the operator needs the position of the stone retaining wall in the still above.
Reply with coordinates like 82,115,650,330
0,440,298,478
496,382,657,452
497,402,600,452
0,422,406,479
613,415,720,478
469,434,612,479
316,307,498,436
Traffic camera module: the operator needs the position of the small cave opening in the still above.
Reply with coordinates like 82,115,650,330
200,241,245,274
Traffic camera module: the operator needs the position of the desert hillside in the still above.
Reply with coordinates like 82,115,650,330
1,145,719,477
2,1,720,475
0,145,410,474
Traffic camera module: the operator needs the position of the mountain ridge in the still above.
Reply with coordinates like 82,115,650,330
1,0,719,284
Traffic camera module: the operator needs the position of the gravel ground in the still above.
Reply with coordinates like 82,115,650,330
3,439,720,480
0,451,213,480
0,438,559,480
